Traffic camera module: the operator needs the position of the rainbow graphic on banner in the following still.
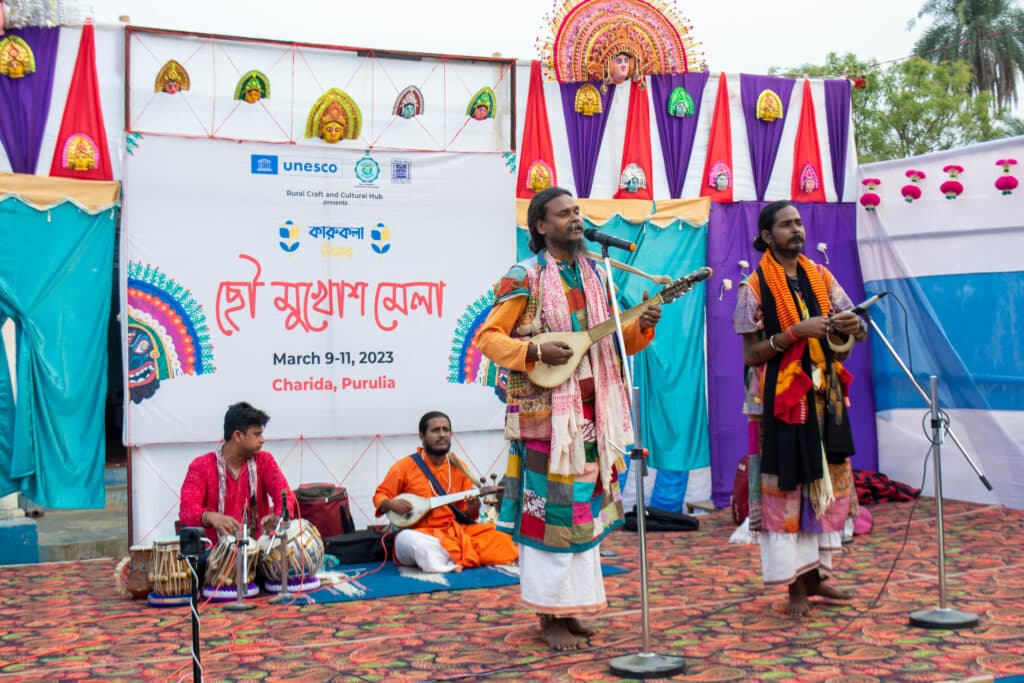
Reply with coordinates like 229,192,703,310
447,290,506,396
126,261,216,404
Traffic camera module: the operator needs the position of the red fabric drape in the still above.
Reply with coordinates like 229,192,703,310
612,80,653,200
790,79,826,202
49,22,112,181
515,60,557,198
700,72,734,203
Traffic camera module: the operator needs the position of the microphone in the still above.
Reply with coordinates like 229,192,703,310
851,291,889,315
583,228,636,252
682,266,713,283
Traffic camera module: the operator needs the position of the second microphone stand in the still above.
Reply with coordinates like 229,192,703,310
864,312,984,629
596,244,685,678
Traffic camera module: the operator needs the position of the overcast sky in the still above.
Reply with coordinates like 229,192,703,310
85,0,928,75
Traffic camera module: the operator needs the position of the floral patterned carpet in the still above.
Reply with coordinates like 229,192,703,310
0,497,1021,682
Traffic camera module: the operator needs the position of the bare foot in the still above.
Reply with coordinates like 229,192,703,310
564,617,596,637
804,572,853,600
539,615,586,650
787,579,812,617
452,564,464,573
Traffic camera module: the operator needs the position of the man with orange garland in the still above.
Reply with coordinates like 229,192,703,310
373,411,518,573
734,200,866,617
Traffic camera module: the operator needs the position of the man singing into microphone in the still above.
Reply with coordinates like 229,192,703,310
179,402,298,550
476,186,662,650
733,201,866,618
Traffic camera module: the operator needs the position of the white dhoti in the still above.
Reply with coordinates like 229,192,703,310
393,529,458,573
519,544,606,616
759,530,842,587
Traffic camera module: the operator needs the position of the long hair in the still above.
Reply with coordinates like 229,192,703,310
527,186,572,254
223,401,269,441
754,200,796,252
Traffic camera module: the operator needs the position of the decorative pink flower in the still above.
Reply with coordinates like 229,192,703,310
995,159,1019,195
901,184,922,202
940,165,965,199
860,178,881,211
995,175,1018,195
901,169,926,202
942,164,965,177
940,180,963,199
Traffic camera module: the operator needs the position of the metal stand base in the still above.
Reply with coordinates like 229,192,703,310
222,600,255,611
909,608,978,629
609,652,685,679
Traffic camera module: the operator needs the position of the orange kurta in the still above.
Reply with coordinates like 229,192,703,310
373,450,518,568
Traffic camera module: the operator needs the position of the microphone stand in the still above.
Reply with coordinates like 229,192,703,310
865,314,992,491
222,523,254,612
268,506,294,605
181,550,203,682
597,243,685,678
863,313,982,629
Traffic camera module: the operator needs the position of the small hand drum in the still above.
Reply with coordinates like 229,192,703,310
203,535,260,601
127,544,154,599
259,519,324,593
148,538,192,607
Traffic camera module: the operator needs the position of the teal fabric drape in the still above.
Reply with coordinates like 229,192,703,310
515,215,710,474
0,197,116,507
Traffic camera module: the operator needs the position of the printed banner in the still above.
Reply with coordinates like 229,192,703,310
123,135,513,445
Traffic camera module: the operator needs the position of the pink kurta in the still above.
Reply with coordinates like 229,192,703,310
179,450,296,546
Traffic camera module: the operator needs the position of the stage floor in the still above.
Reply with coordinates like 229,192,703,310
0,498,1021,682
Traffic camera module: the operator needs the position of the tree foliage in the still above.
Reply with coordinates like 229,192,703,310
777,52,1019,162
912,0,1024,110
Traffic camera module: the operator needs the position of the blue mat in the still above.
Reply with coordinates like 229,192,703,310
304,562,627,604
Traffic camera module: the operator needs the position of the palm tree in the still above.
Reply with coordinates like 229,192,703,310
913,0,1024,109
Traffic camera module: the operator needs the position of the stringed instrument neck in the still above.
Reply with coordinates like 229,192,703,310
587,292,666,343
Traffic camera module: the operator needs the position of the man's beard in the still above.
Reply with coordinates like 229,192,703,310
547,232,586,256
423,443,449,457
772,238,804,259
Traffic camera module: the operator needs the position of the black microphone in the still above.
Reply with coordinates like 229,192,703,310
280,489,290,524
851,291,889,315
683,266,713,283
583,227,636,252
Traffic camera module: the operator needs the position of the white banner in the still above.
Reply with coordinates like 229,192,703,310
123,135,513,445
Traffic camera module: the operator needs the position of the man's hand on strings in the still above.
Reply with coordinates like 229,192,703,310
639,290,662,330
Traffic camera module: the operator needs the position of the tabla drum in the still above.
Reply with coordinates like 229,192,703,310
203,535,260,601
259,519,324,593
148,538,192,607
127,545,154,599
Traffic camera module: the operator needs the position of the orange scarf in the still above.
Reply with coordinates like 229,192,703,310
759,250,832,424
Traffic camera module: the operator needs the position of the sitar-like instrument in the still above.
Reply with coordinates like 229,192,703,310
386,486,503,528
526,267,712,388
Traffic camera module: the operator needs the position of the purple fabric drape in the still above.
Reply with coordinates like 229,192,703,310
559,81,616,198
705,201,878,508
0,27,60,174
649,72,709,199
740,75,796,201
824,79,852,202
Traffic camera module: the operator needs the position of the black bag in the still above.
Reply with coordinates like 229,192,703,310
623,505,699,532
325,530,394,564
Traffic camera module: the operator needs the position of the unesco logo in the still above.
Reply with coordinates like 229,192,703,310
251,154,278,174
354,152,380,184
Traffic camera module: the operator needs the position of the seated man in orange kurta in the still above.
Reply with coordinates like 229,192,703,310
373,411,518,573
